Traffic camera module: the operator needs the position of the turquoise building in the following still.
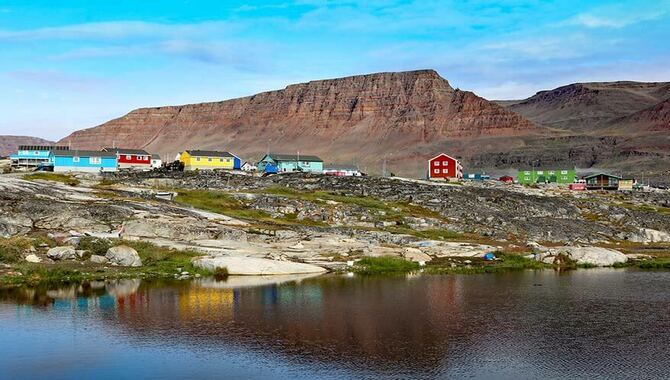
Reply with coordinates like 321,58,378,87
257,153,323,173
10,145,68,167
517,169,576,184
50,150,118,173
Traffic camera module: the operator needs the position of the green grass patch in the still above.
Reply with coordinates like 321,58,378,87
23,172,80,186
174,189,326,227
353,256,420,275
0,236,35,263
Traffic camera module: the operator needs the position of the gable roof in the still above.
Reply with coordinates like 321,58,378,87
52,149,116,157
267,153,323,162
184,150,237,158
103,147,149,155
151,154,161,159
428,153,459,162
583,172,622,180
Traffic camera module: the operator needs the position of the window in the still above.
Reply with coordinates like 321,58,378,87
208,158,212,162
73,156,80,163
89,157,101,164
34,151,40,155
219,158,224,162
561,170,568,174
435,161,440,166
442,169,448,173
434,169,439,174
196,157,200,161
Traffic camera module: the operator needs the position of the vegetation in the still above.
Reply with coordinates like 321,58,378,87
174,189,326,227
353,256,420,275
77,236,112,257
0,236,36,264
23,172,80,186
425,252,549,274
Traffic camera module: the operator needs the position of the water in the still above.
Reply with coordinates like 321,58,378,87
1,270,669,379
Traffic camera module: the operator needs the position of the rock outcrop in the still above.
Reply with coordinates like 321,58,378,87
536,246,628,267
47,246,77,260
193,256,328,275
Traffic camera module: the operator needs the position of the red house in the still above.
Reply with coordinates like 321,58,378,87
103,147,152,171
428,153,463,180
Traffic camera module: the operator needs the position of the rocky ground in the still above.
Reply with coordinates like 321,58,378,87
1,171,669,284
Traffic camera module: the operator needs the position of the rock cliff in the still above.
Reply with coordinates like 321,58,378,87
59,70,537,174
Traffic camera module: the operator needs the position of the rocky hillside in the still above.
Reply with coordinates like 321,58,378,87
501,81,670,132
0,135,54,157
59,70,538,175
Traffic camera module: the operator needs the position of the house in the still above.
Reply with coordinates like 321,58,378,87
463,173,490,181
427,154,463,180
103,148,152,171
257,153,323,173
50,150,117,173
583,173,622,190
10,145,69,167
323,165,363,177
241,162,257,172
179,150,241,171
151,154,162,169
618,177,636,191
517,169,576,184
499,175,514,183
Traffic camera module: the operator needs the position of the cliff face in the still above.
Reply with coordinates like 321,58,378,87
504,81,670,132
59,70,537,173
0,136,54,157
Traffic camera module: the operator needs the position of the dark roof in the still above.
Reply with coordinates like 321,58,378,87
19,145,69,151
151,154,161,159
52,149,116,157
583,172,622,180
267,153,323,162
185,150,237,158
103,147,149,155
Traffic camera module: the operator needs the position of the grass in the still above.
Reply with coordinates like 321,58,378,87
353,256,420,275
0,240,213,287
174,189,326,227
0,236,36,264
23,172,80,186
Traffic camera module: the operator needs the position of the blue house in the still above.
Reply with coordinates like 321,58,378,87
50,150,118,173
10,145,69,168
257,153,323,173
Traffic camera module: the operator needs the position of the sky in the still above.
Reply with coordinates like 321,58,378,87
1,0,669,140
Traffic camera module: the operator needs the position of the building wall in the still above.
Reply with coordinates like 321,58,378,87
276,160,323,172
428,155,462,179
52,155,117,172
180,151,236,171
518,169,576,184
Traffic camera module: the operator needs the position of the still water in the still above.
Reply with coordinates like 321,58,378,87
1,270,669,380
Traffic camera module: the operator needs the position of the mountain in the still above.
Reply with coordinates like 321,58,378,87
501,81,670,132
609,98,670,133
0,135,54,157
59,70,538,175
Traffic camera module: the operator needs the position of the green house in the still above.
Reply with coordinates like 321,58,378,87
517,169,576,185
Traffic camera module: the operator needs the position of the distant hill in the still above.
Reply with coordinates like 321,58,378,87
499,81,670,133
0,136,54,157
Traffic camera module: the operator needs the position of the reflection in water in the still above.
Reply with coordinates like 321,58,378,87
1,270,670,379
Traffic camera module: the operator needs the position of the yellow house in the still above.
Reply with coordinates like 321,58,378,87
179,150,241,171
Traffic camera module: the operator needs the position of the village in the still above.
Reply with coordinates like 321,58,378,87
5,145,649,191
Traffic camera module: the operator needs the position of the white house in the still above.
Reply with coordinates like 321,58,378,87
151,154,162,169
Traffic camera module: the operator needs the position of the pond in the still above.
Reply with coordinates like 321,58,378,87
1,269,669,379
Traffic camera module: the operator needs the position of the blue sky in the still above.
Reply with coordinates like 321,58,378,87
1,0,669,139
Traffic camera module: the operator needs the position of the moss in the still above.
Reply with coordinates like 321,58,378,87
77,236,113,257
213,267,229,280
353,256,420,275
23,173,80,186
174,189,327,227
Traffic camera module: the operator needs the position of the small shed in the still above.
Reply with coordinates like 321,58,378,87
499,175,514,183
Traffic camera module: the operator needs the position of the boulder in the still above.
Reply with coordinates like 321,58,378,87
105,245,142,267
538,246,627,266
402,248,432,262
46,246,77,260
193,256,327,275
25,254,42,263
89,254,108,264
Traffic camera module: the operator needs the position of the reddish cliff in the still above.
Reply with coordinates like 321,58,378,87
59,70,537,174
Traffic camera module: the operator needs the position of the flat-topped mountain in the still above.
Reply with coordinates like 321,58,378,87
0,135,54,157
58,70,537,174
